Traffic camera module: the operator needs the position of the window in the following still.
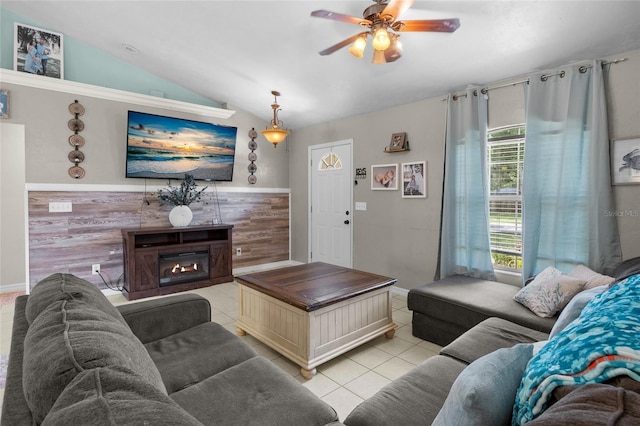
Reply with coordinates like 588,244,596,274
487,125,525,271
318,152,342,170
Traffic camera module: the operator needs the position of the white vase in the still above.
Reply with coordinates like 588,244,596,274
169,205,193,227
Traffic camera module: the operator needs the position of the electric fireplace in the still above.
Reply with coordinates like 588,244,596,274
121,225,233,300
159,250,210,287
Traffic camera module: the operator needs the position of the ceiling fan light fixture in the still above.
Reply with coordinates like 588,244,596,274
372,48,386,64
384,34,403,63
371,28,391,51
261,91,290,148
349,35,367,58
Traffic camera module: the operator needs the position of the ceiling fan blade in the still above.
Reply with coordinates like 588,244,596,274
397,18,460,33
318,32,369,56
380,0,415,22
311,10,371,27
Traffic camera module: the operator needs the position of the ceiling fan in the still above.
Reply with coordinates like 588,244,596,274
311,0,460,64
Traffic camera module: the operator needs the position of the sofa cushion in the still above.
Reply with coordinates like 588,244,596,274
408,275,556,346
146,321,257,394
432,343,533,426
42,366,203,426
344,355,467,426
171,356,340,426
26,273,126,326
441,317,548,365
513,271,585,317
23,298,166,423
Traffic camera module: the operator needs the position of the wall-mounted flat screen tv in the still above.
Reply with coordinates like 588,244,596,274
126,110,237,181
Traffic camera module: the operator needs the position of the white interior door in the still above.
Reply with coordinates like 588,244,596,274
309,140,353,268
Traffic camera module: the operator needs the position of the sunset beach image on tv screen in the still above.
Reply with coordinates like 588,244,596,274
126,111,237,181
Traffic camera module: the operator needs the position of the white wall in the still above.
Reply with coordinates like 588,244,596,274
0,123,26,291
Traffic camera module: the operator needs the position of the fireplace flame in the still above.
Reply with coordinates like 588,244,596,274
170,262,200,274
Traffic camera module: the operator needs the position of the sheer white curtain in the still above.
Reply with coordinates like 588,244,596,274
439,89,495,280
522,60,622,280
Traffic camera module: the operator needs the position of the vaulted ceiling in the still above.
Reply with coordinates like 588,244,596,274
4,1,640,128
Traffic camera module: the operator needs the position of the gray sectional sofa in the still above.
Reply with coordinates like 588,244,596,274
2,273,342,426
344,317,548,425
345,258,640,425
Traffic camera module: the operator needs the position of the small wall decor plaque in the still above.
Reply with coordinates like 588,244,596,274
384,132,409,152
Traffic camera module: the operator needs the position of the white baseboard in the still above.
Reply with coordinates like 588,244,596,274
391,286,409,297
0,282,28,294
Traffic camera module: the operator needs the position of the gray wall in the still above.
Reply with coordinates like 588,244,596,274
0,80,287,292
289,49,640,291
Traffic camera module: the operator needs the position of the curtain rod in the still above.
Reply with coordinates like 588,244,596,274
446,57,628,100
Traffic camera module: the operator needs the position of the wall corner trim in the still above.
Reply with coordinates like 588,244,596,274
0,69,236,119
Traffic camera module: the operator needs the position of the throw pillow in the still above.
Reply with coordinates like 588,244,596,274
568,265,615,289
513,273,586,318
548,285,608,339
432,343,533,426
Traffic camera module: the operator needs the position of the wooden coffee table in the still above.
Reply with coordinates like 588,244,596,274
235,262,397,379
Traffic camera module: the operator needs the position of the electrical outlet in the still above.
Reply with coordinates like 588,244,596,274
92,264,100,275
236,248,242,256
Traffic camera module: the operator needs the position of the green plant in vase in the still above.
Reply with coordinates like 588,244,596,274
158,174,207,226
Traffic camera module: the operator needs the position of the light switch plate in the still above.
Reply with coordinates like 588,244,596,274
355,202,367,211
49,202,72,213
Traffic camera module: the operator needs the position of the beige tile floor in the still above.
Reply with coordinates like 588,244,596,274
0,281,441,422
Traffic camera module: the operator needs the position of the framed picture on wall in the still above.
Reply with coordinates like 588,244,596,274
0,90,8,119
402,161,427,198
611,136,640,185
389,132,407,150
14,22,64,79
371,164,398,190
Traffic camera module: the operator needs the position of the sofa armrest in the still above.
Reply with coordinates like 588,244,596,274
117,294,211,344
1,295,34,425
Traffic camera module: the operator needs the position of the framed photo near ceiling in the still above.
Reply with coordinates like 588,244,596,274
611,136,640,185
0,90,8,119
402,161,427,198
371,164,398,190
14,22,64,79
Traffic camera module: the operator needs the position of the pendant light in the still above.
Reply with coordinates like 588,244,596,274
261,91,290,147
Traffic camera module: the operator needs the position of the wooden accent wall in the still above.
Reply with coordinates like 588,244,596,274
28,190,289,289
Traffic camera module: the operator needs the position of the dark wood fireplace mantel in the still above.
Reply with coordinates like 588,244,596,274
121,224,233,300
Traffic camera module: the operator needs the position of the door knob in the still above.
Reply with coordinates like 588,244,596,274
344,220,350,225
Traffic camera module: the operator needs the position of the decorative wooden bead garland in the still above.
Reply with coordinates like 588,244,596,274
248,127,258,184
67,100,86,179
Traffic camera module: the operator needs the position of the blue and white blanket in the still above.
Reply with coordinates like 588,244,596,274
512,274,640,425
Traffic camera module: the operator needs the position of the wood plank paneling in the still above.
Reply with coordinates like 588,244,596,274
28,190,289,289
